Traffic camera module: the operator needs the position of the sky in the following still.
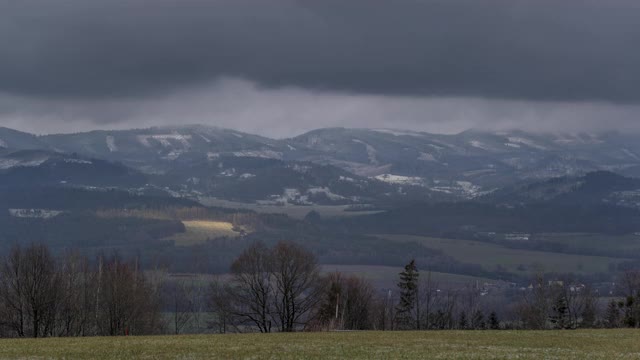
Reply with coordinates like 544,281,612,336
1,0,640,137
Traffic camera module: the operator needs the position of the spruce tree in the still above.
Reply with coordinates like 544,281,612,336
472,310,486,330
458,311,468,330
395,259,419,329
605,299,620,328
489,311,500,330
549,295,570,329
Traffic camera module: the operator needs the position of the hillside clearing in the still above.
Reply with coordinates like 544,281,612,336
0,330,638,359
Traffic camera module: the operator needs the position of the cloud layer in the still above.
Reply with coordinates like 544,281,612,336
2,78,639,138
1,1,639,134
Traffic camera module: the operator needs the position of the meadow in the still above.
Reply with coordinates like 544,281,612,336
379,234,629,275
0,330,638,359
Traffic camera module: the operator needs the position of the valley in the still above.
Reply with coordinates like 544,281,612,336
2,125,640,285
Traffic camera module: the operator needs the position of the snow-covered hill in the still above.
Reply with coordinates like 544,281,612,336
3,125,640,202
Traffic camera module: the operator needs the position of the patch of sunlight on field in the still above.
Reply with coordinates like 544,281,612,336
165,221,247,246
1,330,640,359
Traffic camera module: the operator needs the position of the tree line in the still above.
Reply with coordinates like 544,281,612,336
0,245,162,338
2,242,640,338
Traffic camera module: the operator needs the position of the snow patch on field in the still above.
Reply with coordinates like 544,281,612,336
106,136,117,152
427,144,445,151
429,180,485,198
553,133,603,145
375,174,424,186
137,135,151,147
220,168,236,177
456,181,482,197
291,164,311,173
64,159,92,165
239,173,256,179
504,143,521,148
507,137,547,150
622,149,640,160
232,150,283,160
470,140,490,150
263,188,311,205
9,209,63,219
0,159,20,169
418,152,436,161
137,134,192,148
371,129,424,137
0,157,49,170
352,139,379,165
307,187,346,201
164,151,184,161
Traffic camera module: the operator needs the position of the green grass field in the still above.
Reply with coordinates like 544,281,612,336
0,330,638,359
379,234,629,275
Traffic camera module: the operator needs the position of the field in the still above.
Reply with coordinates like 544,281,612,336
534,232,640,257
379,234,629,275
1,330,639,359
164,221,245,246
321,264,494,288
199,198,382,219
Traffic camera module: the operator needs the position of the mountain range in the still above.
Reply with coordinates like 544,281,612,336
2,125,640,205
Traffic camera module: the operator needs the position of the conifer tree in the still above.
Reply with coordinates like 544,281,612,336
605,299,620,328
458,311,468,330
549,295,570,329
489,311,500,330
395,259,419,329
472,310,486,330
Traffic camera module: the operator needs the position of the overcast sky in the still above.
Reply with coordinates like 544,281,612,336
1,0,640,137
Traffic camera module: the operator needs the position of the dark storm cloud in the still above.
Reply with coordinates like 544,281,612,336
2,0,640,103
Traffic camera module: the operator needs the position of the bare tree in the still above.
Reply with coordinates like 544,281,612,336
95,255,162,336
517,274,551,330
209,280,240,333
315,272,375,330
22,245,58,338
271,241,322,332
418,271,439,330
226,242,274,333
56,251,95,337
0,246,28,337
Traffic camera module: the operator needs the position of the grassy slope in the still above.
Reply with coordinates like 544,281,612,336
379,234,629,275
1,330,639,359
